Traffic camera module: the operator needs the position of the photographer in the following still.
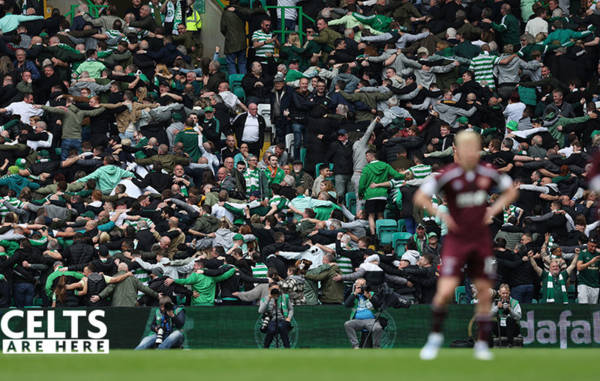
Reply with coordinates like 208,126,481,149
343,278,384,349
258,283,293,348
490,284,522,346
135,296,186,350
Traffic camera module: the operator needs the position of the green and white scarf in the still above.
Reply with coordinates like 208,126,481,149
544,271,568,304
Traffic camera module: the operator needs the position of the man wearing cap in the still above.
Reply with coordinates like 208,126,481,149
270,73,292,145
576,239,600,304
200,106,221,147
291,160,313,190
327,129,353,201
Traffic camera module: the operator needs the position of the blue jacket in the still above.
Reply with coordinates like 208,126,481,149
0,175,40,195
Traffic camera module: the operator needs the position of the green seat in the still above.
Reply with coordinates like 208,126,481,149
232,86,246,103
455,286,468,304
376,219,398,245
229,73,244,89
397,219,407,232
391,232,412,257
345,192,356,215
218,57,229,76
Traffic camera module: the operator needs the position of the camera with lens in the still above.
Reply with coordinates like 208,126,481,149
260,314,271,333
155,328,164,345
270,288,281,297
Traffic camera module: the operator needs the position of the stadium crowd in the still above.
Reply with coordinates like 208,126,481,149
0,0,597,312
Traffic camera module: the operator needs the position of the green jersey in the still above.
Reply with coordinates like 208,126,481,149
578,250,599,288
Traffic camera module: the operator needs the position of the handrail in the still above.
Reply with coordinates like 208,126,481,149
86,0,108,19
264,6,314,44
64,2,108,24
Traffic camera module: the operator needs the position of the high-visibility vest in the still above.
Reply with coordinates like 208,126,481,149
185,10,202,31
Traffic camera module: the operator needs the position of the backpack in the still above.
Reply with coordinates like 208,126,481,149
86,272,107,306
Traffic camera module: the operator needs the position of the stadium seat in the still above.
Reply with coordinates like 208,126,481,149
300,147,306,166
397,219,407,232
391,232,412,257
257,103,272,130
376,219,397,244
285,133,294,154
454,286,468,304
345,192,356,215
228,73,244,89
217,57,229,75
232,86,246,103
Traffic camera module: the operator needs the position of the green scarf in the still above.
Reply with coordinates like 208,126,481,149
543,271,568,304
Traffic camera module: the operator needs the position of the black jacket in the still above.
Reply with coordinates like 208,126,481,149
327,139,353,175
232,112,267,149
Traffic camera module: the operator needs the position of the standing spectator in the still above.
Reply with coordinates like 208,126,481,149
232,103,267,157
328,129,354,201
359,150,404,235
576,238,599,304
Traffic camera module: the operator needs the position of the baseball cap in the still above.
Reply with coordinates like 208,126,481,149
456,116,468,125
427,232,438,238
15,158,27,169
416,223,425,229
233,233,244,241
337,129,348,136
204,106,214,113
417,47,429,55
506,120,519,131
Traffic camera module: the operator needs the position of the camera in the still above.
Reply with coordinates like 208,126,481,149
260,314,271,333
270,288,281,297
164,302,174,311
155,328,164,345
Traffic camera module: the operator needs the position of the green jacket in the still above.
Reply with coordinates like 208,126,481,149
220,6,264,54
340,91,393,122
76,165,135,194
491,14,520,47
74,59,107,78
358,160,403,200
312,27,343,51
175,267,235,306
546,115,590,147
41,105,106,140
304,263,344,304
174,127,203,162
98,270,158,306
0,174,40,195
45,267,84,297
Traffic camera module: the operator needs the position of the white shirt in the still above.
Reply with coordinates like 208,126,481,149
219,90,243,110
525,17,548,38
5,101,43,125
503,102,526,123
212,203,234,224
241,113,260,143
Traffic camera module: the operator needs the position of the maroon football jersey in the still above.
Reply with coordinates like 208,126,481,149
590,153,600,192
420,162,513,237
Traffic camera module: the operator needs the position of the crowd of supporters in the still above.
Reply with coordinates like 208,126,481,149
0,0,597,309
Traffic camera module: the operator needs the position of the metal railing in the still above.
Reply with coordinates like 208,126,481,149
213,0,314,44
65,0,109,24
264,5,314,44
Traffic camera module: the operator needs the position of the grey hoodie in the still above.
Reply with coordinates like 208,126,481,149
433,102,477,126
